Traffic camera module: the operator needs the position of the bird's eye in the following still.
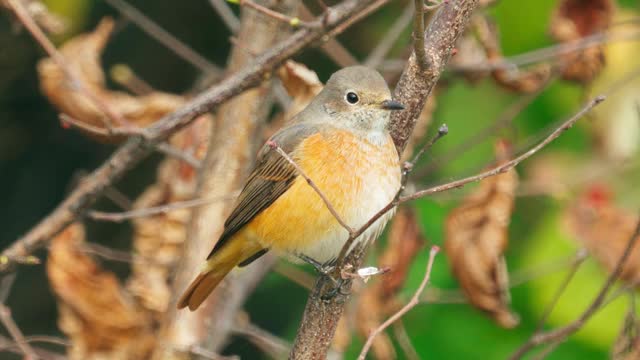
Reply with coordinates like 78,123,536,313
345,91,359,104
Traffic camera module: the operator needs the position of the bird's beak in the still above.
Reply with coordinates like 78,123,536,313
381,99,405,111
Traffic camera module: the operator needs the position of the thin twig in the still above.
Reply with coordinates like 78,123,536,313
155,143,202,169
232,315,292,359
290,2,479,357
509,216,640,360
105,0,221,75
412,0,427,70
402,95,605,202
299,4,358,67
415,81,549,178
268,140,355,234
60,114,199,167
208,0,241,32
452,29,640,72
273,262,315,290
0,304,38,360
1,0,380,273
393,321,421,360
534,249,588,332
236,0,309,28
358,246,439,360
334,125,449,269
109,63,155,95
365,3,414,67
86,193,238,222
333,95,603,275
409,124,449,168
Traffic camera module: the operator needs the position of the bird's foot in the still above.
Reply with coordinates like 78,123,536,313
296,254,350,300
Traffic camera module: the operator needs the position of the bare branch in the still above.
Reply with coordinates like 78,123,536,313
534,249,588,331
290,2,479,358
358,246,439,360
509,216,640,359
60,114,200,168
0,0,384,273
0,278,39,360
365,3,414,68
104,0,221,75
401,95,605,202
412,0,427,69
208,0,241,32
86,194,237,222
235,0,309,28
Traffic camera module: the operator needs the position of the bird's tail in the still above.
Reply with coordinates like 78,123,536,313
177,237,262,311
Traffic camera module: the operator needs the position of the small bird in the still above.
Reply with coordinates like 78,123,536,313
178,66,404,311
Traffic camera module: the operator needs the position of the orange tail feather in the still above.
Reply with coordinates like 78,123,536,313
177,237,262,311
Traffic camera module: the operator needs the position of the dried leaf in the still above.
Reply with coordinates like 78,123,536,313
266,60,324,139
126,117,209,317
565,184,640,286
277,60,323,118
355,207,426,359
47,223,154,360
37,18,195,142
550,0,614,83
444,141,519,328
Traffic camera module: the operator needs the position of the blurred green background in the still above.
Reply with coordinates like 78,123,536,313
1,0,639,359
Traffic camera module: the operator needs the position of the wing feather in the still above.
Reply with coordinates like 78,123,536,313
207,123,320,258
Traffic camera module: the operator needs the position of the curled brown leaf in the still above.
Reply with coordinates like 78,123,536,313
550,0,614,83
47,223,154,360
36,18,196,142
444,141,519,328
266,60,323,139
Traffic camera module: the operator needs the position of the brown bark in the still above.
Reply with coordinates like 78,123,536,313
289,1,479,359
153,1,297,358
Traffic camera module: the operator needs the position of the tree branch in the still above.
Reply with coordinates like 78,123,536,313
0,0,384,273
289,2,479,358
509,216,640,359
358,245,439,360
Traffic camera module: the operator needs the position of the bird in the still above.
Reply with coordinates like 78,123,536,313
177,66,404,311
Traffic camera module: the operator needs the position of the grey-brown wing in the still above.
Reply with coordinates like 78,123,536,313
207,123,319,259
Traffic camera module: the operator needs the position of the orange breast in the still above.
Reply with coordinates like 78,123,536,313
244,129,400,263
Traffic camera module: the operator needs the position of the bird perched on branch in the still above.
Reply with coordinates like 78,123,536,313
178,66,404,311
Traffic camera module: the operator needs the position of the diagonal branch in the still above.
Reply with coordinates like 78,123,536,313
289,2,479,358
509,216,640,359
0,0,385,273
358,245,440,360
